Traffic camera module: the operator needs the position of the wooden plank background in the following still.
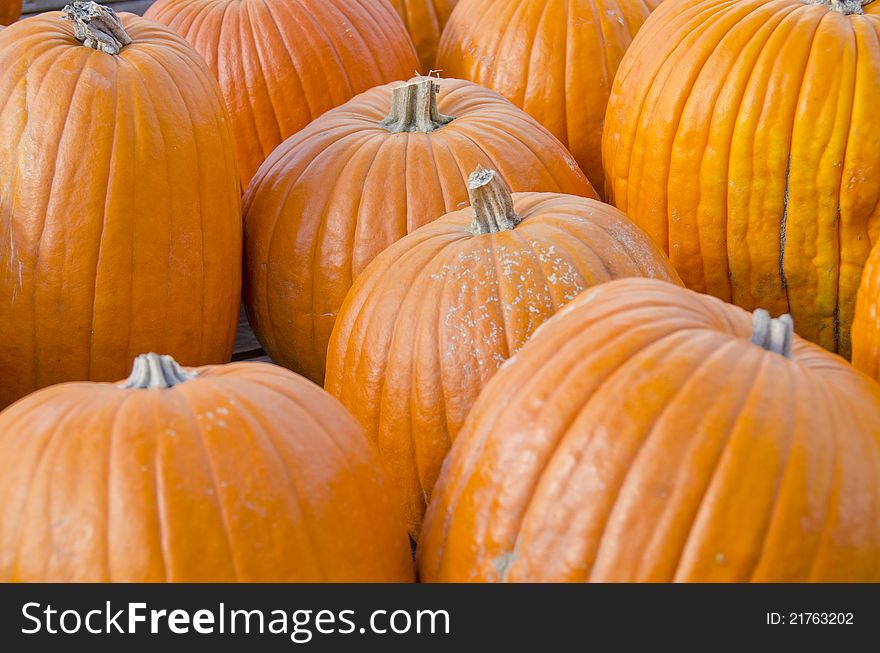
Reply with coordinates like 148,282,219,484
21,0,270,364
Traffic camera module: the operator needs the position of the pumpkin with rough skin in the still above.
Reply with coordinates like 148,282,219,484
145,0,419,187
419,278,880,582
0,354,414,582
603,0,880,360
0,5,241,409
389,0,457,71
325,169,680,538
244,76,595,385
0,0,20,26
437,0,661,193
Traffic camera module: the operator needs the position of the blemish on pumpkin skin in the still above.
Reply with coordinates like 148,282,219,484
492,551,517,580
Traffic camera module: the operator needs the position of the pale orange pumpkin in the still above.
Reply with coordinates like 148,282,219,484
326,169,680,538
0,4,241,409
0,354,414,582
419,278,880,582
244,76,595,385
145,0,420,187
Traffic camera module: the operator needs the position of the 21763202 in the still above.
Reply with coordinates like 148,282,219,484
766,613,854,625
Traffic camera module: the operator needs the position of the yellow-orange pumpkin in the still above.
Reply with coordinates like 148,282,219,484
0,0,20,25
853,239,880,380
0,354,414,582
603,0,880,359
389,0,457,71
244,76,595,384
437,0,661,192
145,0,420,187
0,4,241,409
419,278,880,582
326,169,680,538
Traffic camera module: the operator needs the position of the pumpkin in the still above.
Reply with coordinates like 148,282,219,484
852,239,880,379
418,278,880,582
145,0,420,187
389,0,457,71
326,169,680,538
0,4,241,409
0,0,20,26
244,76,596,385
436,0,660,193
0,353,414,582
603,0,880,360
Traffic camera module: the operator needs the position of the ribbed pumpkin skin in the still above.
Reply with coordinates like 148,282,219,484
437,0,660,193
389,0,457,70
419,279,880,582
853,240,880,380
603,0,880,360
0,362,414,582
0,16,241,409
325,195,680,538
145,0,420,187
244,78,596,385
0,0,20,25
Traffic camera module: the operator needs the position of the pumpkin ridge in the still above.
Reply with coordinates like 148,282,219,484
267,0,319,124
242,2,286,151
145,392,172,582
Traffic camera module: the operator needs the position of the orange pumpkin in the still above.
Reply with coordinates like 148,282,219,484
0,353,414,582
0,4,241,409
419,278,880,582
437,0,660,193
326,169,680,538
853,240,880,380
603,0,880,360
0,0,20,26
244,76,595,385
389,0,457,71
145,0,420,187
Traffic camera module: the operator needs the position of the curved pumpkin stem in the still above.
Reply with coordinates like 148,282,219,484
380,77,455,133
468,167,521,235
803,0,873,14
120,353,197,389
61,1,132,55
751,309,794,358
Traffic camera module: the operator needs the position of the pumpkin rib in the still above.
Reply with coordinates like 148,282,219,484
147,394,172,583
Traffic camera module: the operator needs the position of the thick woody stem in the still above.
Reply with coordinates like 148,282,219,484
803,0,873,15
468,168,521,235
751,309,794,358
119,353,198,389
379,77,455,133
61,1,132,55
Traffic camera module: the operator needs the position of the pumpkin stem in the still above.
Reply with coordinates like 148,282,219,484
119,353,197,389
803,0,873,15
468,167,521,235
61,1,132,55
379,77,455,133
751,309,794,358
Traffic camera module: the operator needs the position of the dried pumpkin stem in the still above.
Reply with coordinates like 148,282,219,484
751,309,794,358
379,77,455,133
61,1,132,55
468,168,521,235
119,353,198,389
803,0,873,15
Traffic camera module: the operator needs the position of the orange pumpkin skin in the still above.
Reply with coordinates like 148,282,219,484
853,240,880,380
0,12,241,409
0,0,21,26
325,173,680,538
145,0,420,188
603,0,880,360
244,77,596,385
437,0,660,193
389,0,457,71
419,278,880,582
0,357,414,582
